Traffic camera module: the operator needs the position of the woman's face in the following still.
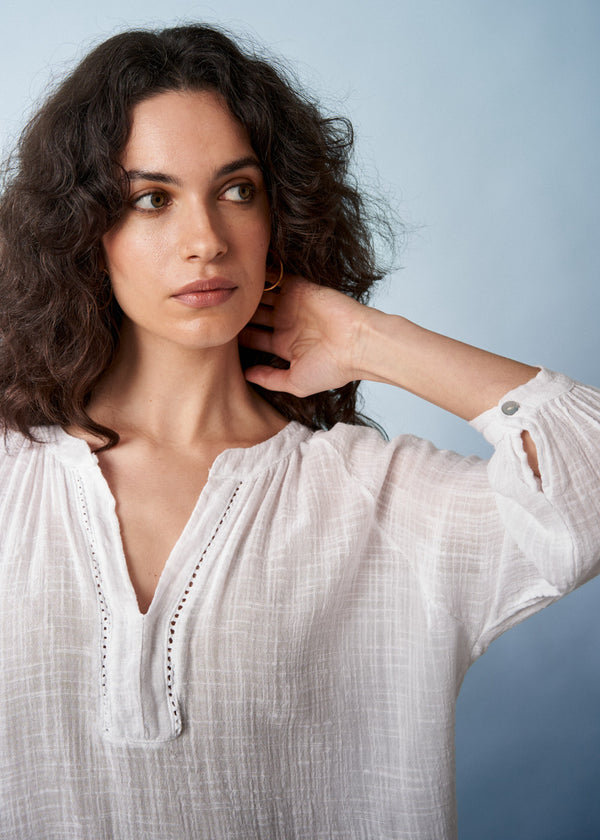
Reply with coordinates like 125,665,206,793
102,89,271,354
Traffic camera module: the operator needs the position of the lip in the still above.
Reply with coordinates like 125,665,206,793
172,277,237,296
171,277,238,309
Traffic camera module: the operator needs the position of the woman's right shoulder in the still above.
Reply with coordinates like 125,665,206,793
0,427,59,474
2,427,43,453
0,431,41,513
1,429,30,456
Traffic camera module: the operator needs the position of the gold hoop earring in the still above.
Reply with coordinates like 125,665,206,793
264,254,284,292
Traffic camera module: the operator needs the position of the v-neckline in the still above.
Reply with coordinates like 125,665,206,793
91,458,216,617
74,461,247,741
47,421,310,617
36,420,312,742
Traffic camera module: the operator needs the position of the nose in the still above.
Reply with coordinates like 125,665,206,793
177,200,228,263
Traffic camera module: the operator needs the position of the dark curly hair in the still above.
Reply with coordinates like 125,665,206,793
0,24,393,448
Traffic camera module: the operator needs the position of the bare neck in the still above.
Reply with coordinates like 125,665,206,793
85,331,286,451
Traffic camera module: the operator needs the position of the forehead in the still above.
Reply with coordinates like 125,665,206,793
122,89,253,170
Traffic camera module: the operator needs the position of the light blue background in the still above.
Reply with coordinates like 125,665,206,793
2,1,598,837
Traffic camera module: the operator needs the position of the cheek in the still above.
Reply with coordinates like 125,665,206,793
247,198,271,256
102,228,128,276
249,223,272,269
102,227,165,278
231,223,270,282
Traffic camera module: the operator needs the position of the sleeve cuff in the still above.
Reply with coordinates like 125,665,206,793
469,368,575,447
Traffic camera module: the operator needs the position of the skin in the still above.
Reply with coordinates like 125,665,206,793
88,89,287,613
83,88,539,614
102,89,272,358
244,281,540,474
244,281,540,422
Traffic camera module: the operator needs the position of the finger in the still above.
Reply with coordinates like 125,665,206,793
244,364,296,394
238,326,275,354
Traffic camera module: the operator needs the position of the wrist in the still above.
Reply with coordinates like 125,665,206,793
350,307,408,385
350,306,540,419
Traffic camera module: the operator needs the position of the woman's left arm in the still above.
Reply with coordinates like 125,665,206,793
242,279,541,469
243,277,600,612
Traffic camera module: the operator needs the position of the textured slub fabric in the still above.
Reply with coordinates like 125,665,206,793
0,368,599,839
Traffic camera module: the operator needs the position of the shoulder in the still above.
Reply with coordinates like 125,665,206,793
301,422,486,501
0,430,39,513
1,428,34,460
0,426,64,483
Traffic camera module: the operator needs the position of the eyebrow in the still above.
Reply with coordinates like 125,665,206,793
125,156,262,186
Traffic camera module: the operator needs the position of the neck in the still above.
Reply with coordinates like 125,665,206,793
87,328,285,449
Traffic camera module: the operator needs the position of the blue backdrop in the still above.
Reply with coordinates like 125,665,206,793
2,1,598,836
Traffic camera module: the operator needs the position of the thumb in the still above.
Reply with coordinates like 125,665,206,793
244,364,296,394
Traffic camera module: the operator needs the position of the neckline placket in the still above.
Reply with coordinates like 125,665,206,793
75,463,243,743
45,422,310,744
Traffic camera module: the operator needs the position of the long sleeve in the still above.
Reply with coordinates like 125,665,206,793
335,368,600,664
1,372,598,839
464,367,600,654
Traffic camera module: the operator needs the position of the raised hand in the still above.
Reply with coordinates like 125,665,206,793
240,273,539,473
239,277,369,396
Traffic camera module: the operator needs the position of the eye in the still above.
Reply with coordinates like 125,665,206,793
132,191,169,211
221,183,256,202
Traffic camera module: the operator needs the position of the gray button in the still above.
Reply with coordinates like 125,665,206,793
501,400,520,416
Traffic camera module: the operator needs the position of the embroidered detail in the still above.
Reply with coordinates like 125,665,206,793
75,475,112,733
165,483,242,724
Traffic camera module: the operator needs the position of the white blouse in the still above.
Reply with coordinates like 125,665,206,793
0,368,599,839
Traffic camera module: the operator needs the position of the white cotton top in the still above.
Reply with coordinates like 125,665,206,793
1,368,599,840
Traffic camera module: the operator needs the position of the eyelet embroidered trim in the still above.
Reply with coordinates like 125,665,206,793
75,475,112,733
165,483,242,725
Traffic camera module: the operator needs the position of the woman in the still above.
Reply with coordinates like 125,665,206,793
0,24,598,840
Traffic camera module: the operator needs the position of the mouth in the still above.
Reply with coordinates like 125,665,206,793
171,277,238,309
172,277,237,296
